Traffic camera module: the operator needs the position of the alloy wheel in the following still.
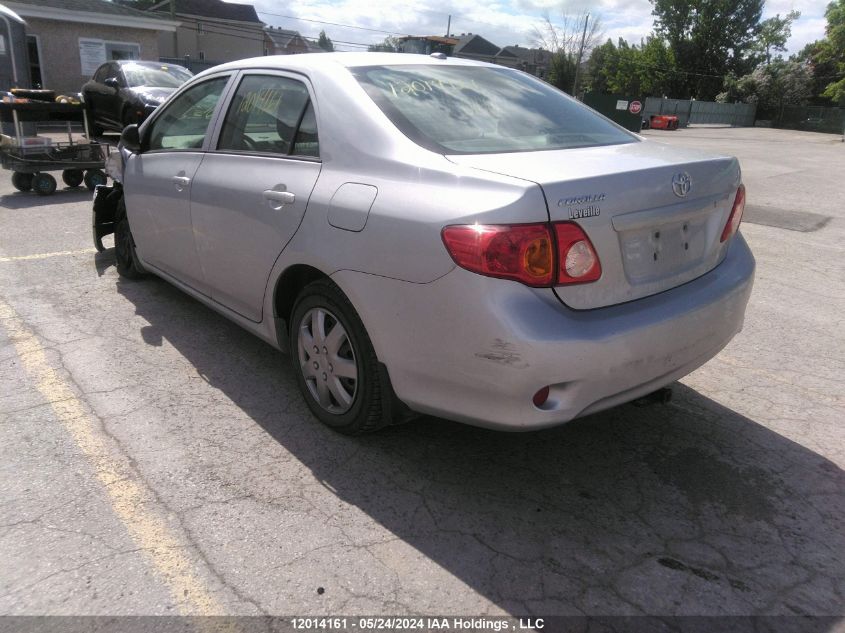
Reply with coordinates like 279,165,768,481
297,307,358,414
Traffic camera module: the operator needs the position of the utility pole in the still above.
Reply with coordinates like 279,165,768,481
571,13,589,97
446,14,451,37
170,0,178,57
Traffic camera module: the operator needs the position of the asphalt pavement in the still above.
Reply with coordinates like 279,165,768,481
0,126,843,620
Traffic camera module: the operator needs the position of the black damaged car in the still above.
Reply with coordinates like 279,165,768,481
81,61,192,135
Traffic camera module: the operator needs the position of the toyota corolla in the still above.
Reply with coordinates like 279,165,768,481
93,53,755,434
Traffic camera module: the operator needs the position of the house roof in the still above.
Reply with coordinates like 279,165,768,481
265,27,301,49
4,0,178,30
151,0,262,24
397,35,459,46
501,46,553,63
453,34,501,57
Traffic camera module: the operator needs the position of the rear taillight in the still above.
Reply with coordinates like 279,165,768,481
441,221,601,287
553,222,602,284
720,184,746,243
441,223,554,287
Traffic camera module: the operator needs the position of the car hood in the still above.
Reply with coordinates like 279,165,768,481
127,86,176,103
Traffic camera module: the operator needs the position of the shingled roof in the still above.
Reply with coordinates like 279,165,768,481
453,34,501,57
151,0,262,23
8,0,172,20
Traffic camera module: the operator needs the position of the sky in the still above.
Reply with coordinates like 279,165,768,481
247,0,830,56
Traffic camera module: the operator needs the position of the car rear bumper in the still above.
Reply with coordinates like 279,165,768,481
332,233,755,430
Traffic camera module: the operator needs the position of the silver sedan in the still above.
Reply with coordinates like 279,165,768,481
94,52,755,434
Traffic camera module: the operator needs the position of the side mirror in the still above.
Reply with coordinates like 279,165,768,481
104,77,120,90
121,124,141,153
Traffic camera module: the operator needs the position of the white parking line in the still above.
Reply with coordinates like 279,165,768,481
0,248,98,263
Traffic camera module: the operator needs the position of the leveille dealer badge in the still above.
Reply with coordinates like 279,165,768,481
558,193,605,219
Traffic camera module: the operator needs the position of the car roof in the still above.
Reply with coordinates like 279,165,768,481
210,52,499,74
116,60,189,70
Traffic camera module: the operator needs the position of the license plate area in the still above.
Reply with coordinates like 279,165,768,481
615,202,723,285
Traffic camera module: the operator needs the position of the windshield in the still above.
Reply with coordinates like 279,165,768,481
122,64,193,88
352,65,636,154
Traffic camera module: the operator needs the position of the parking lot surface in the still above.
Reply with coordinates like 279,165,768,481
0,126,843,618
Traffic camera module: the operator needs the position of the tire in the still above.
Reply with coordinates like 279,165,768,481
32,173,57,196
84,169,107,191
11,171,32,192
289,280,393,435
62,169,84,188
113,196,146,279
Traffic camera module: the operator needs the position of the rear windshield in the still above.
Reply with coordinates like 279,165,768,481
123,64,193,88
352,65,636,154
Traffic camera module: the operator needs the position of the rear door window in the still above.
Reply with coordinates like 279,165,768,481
217,74,319,158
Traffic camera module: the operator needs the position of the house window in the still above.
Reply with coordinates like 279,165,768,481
197,22,205,35
79,38,140,76
106,42,140,60
199,51,205,61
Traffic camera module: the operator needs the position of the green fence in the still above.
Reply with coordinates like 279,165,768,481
773,106,844,135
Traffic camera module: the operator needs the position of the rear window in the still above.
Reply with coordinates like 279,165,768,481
352,65,636,155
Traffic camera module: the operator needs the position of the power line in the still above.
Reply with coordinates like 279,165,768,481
257,10,397,36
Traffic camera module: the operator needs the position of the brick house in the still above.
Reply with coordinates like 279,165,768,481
4,0,177,94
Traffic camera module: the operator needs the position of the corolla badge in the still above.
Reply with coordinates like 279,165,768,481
672,172,692,197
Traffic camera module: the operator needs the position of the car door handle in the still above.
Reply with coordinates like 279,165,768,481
171,176,191,191
263,189,295,207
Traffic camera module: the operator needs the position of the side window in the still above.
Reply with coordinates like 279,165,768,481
217,75,319,158
147,77,228,151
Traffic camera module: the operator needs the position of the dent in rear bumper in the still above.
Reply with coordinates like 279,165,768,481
332,233,755,430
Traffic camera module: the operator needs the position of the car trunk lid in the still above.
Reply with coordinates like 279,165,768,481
447,140,741,309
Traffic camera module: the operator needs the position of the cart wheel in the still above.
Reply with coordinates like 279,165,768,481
11,172,33,192
32,173,57,196
62,169,85,188
84,170,107,191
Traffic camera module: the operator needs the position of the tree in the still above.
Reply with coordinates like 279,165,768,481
585,37,679,97
535,10,604,94
317,30,335,52
367,36,401,52
548,52,579,93
803,0,845,105
728,59,813,117
651,0,764,99
754,10,801,65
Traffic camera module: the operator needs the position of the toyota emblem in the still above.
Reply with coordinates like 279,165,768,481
672,172,692,197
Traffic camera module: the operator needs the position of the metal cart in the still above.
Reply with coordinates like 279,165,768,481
0,100,108,195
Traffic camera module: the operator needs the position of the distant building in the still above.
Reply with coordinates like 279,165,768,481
396,35,458,56
395,33,550,80
150,0,264,64
452,33,506,65
4,0,177,93
264,27,323,55
500,45,553,79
